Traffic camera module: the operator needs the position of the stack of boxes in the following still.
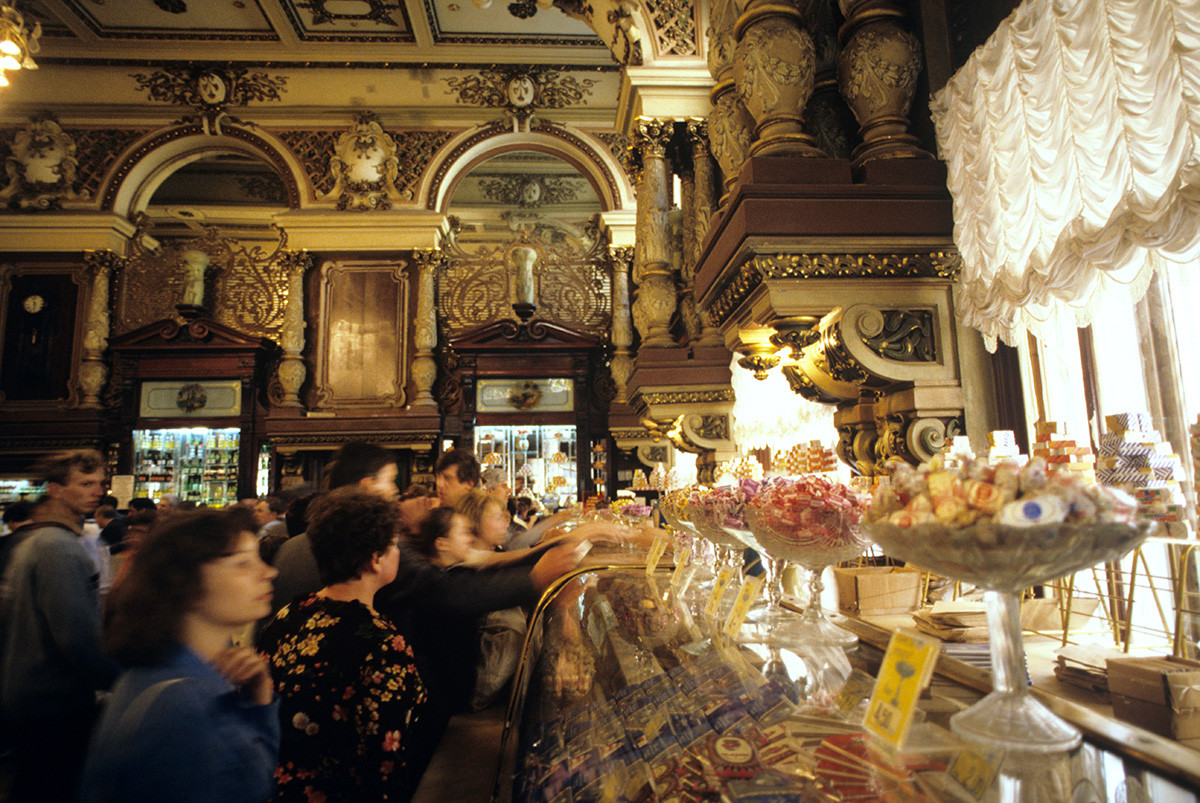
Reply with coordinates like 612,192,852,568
773,441,838,475
1098,412,1190,538
986,430,1025,464
1031,421,1096,482
939,435,975,469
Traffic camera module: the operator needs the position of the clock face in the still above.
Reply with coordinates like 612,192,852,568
22,294,44,314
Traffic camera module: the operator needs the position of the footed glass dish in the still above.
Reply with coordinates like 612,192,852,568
865,518,1155,753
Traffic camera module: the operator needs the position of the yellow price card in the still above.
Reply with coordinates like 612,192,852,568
722,574,766,638
947,746,1004,800
645,532,669,575
705,566,738,619
863,628,940,748
670,543,696,593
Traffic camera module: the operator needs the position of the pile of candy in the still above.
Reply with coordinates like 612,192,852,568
610,499,653,520
867,454,1137,530
747,476,869,550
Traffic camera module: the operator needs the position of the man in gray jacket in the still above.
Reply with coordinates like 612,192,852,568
0,449,120,802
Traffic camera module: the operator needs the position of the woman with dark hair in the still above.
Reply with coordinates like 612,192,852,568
80,507,279,802
259,486,427,802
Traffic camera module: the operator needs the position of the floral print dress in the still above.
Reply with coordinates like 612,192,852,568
260,595,428,802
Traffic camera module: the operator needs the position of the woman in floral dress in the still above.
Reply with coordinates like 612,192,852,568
259,487,427,802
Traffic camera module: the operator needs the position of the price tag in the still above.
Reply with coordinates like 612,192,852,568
704,566,738,619
863,629,940,748
672,544,700,595
947,746,1004,799
722,574,765,638
645,532,669,575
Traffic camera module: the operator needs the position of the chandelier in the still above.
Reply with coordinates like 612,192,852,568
0,2,39,88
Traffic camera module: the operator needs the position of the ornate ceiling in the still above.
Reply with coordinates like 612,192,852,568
26,0,609,63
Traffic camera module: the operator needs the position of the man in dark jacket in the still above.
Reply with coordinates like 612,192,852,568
0,450,120,802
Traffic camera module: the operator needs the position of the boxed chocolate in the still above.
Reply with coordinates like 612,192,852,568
834,566,925,615
1106,655,1200,746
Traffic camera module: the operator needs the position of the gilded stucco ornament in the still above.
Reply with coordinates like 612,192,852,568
445,68,597,127
323,113,406,211
129,64,288,136
0,113,88,210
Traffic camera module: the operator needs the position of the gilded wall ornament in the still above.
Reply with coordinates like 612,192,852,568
478,174,585,208
129,65,288,135
323,113,405,210
445,68,598,124
438,215,611,336
705,251,961,329
297,0,403,25
642,0,697,56
859,309,935,362
118,214,293,343
0,113,87,210
640,389,735,405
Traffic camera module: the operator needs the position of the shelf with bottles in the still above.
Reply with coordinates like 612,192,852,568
132,427,240,506
475,425,578,507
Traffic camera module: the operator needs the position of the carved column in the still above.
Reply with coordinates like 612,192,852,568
837,0,931,168
609,246,635,403
733,0,824,158
78,251,120,408
631,118,677,348
707,0,755,200
276,251,310,408
686,120,725,348
411,250,440,407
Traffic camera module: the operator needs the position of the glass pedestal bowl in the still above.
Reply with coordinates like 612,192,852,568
865,518,1155,753
745,508,866,649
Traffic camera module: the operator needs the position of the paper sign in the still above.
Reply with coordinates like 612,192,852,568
947,746,1004,799
722,574,766,638
705,566,738,619
864,629,940,747
110,475,135,509
645,532,669,575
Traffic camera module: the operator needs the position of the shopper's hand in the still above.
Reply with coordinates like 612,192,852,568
212,647,273,706
529,541,587,592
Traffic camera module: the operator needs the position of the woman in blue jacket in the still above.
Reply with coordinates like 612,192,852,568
80,507,280,802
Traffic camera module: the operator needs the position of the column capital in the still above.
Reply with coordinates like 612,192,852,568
634,118,674,159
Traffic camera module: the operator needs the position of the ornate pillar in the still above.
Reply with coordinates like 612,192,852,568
609,246,635,403
631,118,677,349
837,0,931,168
707,0,755,200
78,251,121,408
411,249,440,407
733,0,824,158
685,120,725,348
276,251,311,408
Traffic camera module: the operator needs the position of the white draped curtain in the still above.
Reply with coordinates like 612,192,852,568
931,0,1200,350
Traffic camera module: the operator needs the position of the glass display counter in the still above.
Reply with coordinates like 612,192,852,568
495,545,1200,802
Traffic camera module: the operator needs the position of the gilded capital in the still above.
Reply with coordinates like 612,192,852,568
634,118,674,159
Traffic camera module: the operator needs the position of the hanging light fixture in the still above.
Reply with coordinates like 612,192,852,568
0,2,39,89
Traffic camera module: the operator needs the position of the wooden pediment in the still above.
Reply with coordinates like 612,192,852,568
449,317,601,352
108,315,273,354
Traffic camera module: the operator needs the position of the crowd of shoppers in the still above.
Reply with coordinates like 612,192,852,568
0,442,609,801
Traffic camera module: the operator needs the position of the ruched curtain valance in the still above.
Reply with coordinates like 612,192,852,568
931,0,1200,350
